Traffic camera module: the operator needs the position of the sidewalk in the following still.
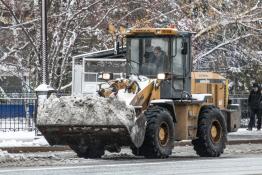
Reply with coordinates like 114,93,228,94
228,128,262,141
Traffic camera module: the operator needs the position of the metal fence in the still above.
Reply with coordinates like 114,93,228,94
0,93,37,132
0,91,252,131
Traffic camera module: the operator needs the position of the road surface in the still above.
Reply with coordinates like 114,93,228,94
1,144,262,174
0,156,262,175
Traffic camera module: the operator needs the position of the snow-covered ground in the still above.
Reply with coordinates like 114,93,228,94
0,131,49,165
1,143,262,168
0,128,262,167
230,128,262,136
0,131,48,147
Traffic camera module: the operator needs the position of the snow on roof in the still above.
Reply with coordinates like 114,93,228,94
35,84,55,92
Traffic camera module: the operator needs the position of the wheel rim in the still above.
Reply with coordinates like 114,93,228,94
210,120,222,143
158,122,169,146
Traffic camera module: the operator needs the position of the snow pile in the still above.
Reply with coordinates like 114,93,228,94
0,150,14,162
37,94,146,147
37,94,136,126
0,149,25,163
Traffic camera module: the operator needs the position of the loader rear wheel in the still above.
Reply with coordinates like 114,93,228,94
139,106,175,158
192,106,227,157
69,144,105,158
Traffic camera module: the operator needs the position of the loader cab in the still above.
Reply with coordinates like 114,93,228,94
126,28,193,99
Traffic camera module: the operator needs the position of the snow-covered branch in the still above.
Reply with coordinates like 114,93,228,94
194,34,253,64
60,82,72,90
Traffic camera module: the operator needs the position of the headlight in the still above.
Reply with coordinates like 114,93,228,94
157,73,166,80
101,73,113,80
157,73,171,80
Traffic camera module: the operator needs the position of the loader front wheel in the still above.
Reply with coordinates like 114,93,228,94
69,144,105,158
192,106,227,157
140,106,174,158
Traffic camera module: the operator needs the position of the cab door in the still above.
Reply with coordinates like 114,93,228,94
160,35,192,99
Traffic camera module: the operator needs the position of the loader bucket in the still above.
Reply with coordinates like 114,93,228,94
36,95,146,150
37,125,132,147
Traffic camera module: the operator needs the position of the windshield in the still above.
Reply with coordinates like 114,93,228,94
127,38,170,77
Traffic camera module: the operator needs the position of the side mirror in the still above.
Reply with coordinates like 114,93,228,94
181,41,188,55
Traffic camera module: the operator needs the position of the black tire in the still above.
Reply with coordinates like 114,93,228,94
192,106,227,157
139,106,175,158
69,144,105,158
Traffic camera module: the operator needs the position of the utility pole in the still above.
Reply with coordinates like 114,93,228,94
41,0,47,85
35,0,54,104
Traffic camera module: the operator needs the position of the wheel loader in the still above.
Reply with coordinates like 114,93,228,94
37,28,240,158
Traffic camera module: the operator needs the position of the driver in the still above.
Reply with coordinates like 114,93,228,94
151,46,168,73
141,46,168,76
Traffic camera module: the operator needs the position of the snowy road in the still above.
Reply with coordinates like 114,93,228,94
0,156,262,175
1,143,262,174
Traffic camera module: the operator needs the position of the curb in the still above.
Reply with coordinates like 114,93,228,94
0,146,70,153
228,139,262,145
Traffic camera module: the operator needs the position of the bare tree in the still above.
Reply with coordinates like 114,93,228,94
0,0,261,93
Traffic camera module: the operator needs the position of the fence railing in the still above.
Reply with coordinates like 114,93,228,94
0,94,37,132
0,91,252,131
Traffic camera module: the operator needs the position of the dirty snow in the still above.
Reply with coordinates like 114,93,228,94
0,131,46,164
37,94,136,126
0,127,262,167
37,94,146,147
0,149,25,163
2,144,262,168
